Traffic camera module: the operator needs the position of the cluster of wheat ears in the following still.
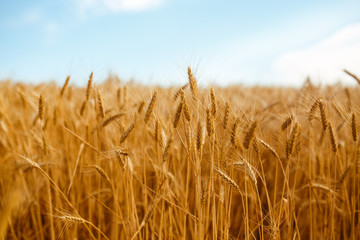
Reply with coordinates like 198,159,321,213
0,68,360,239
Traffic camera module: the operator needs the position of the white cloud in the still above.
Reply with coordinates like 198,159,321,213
273,23,360,85
104,0,165,11
76,0,165,14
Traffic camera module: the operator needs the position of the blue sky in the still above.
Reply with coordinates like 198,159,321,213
1,0,360,87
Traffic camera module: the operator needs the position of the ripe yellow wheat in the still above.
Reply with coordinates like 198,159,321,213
0,69,359,239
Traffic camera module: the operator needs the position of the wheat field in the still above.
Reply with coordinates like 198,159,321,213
0,68,359,239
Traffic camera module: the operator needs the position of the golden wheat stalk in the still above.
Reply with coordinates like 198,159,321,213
162,135,173,162
196,122,205,152
281,116,292,131
352,113,357,142
173,102,183,128
93,165,111,184
345,88,352,112
120,119,136,144
60,75,70,97
173,83,188,101
206,108,214,137
223,101,230,130
181,90,191,122
328,123,337,153
287,122,300,158
344,69,360,85
97,89,105,118
188,67,198,101
57,214,88,224
231,118,240,148
80,101,87,116
42,133,48,155
137,100,145,113
215,168,241,193
243,120,257,149
86,72,93,101
210,88,217,116
337,166,351,187
154,119,161,143
102,113,125,128
318,98,328,130
39,94,44,121
144,91,157,124
308,99,319,122
257,138,279,159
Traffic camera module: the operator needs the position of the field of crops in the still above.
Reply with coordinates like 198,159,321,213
0,68,359,239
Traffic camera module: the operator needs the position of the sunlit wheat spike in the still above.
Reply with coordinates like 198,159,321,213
188,66,198,101
162,135,173,162
215,168,241,193
231,118,240,148
281,116,292,131
115,150,127,170
42,133,48,155
39,94,44,120
120,119,136,144
352,113,357,142
243,120,257,149
80,101,87,116
173,83,188,101
160,129,166,148
337,166,351,187
97,89,105,118
57,214,87,224
233,157,258,186
196,121,206,152
93,165,111,184
308,99,319,122
196,121,203,151
144,91,157,124
252,138,259,153
318,98,328,131
123,85,128,106
117,87,121,105
102,113,125,128
154,119,160,143
287,122,300,158
200,181,208,206
20,155,41,169
206,108,214,137
173,102,183,128
257,138,279,159
86,72,93,100
223,101,230,130
60,75,70,97
137,100,145,113
210,88,217,116
244,161,258,186
344,69,360,85
328,123,337,153
180,90,191,122
141,199,156,226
